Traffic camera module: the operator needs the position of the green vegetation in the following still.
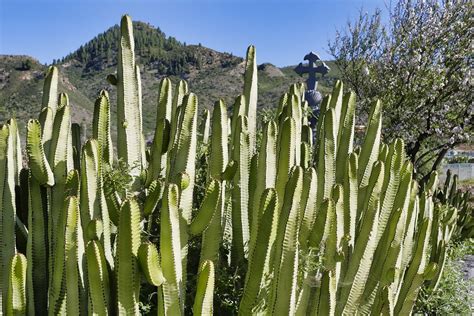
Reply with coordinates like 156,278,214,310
459,178,474,187
414,170,474,314
415,239,473,314
446,155,474,164
64,21,231,76
0,14,472,316
329,0,473,180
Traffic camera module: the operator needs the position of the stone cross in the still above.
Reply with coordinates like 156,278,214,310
294,52,331,126
294,52,330,90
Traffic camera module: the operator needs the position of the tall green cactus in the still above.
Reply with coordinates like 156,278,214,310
275,117,296,203
116,198,141,315
7,253,27,316
243,45,258,152
231,115,251,262
49,103,74,274
240,188,279,314
86,240,110,315
26,120,54,187
116,15,144,174
1,123,18,314
41,66,59,115
169,80,189,152
268,167,303,315
39,66,59,158
358,100,382,188
395,191,434,315
148,78,173,183
167,92,198,289
160,184,183,315
248,121,277,257
63,196,84,315
92,90,113,167
200,100,229,265
193,260,215,316
7,119,22,185
26,171,49,315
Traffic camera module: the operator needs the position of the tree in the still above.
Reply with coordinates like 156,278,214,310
21,59,32,70
328,0,473,181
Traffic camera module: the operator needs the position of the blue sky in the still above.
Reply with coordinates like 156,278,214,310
0,0,385,67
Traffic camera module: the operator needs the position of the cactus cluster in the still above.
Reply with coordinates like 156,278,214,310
0,15,472,315
436,170,473,241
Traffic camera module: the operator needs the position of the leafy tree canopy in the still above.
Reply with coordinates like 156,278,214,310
329,0,473,180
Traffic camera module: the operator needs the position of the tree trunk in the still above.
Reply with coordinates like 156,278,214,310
420,147,449,185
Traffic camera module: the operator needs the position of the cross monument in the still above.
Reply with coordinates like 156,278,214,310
294,52,330,115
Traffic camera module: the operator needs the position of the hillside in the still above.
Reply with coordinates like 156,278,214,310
0,55,96,132
0,21,340,137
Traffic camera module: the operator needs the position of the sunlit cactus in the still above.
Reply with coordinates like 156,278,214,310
0,14,471,316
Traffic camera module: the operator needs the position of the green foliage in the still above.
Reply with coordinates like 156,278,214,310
415,240,474,315
64,21,225,76
20,59,32,71
102,159,135,199
329,0,473,179
446,155,474,164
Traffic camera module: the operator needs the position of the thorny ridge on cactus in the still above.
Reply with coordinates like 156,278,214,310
0,14,472,316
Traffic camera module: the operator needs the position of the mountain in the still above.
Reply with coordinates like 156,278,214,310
0,21,340,137
0,55,95,131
